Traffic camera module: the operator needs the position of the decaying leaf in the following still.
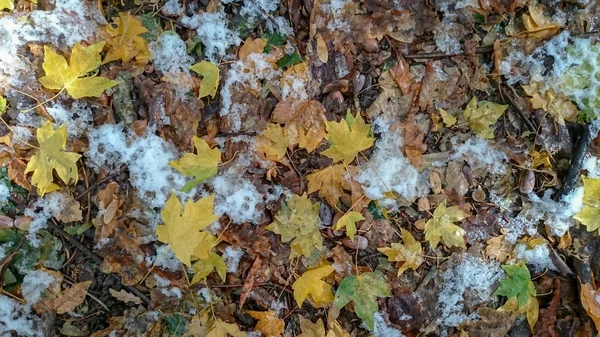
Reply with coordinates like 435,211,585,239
109,288,143,305
190,61,220,99
298,316,326,337
495,263,539,329
322,112,375,165
580,282,600,332
335,211,364,240
40,280,92,314
248,310,284,337
39,42,119,99
333,272,391,330
306,164,354,208
25,122,81,196
156,193,218,266
169,136,221,192
255,123,297,162
522,1,561,40
239,37,267,60
522,81,578,125
292,264,335,307
463,96,508,139
574,176,600,233
207,319,247,337
439,108,457,127
424,200,469,249
378,228,423,275
102,12,151,67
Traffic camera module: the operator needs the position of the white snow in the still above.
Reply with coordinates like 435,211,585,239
512,243,557,273
24,192,73,246
583,156,600,178
153,245,181,272
154,274,182,299
149,32,194,99
0,295,42,336
223,246,244,273
450,137,509,175
21,270,56,305
0,182,9,205
162,0,184,16
373,312,405,337
181,10,241,62
47,101,94,138
210,172,263,224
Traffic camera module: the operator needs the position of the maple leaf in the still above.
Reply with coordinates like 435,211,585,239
333,272,391,330
424,200,469,249
248,310,284,337
102,12,151,67
494,263,539,329
439,108,457,127
266,194,323,259
0,0,13,11
321,112,374,165
294,100,327,153
39,280,91,314
335,211,364,240
191,252,227,284
239,37,267,59
573,177,600,232
292,264,335,307
25,121,81,196
298,316,326,337
255,123,297,162
38,42,119,99
306,164,347,207
378,228,423,275
156,193,218,266
190,61,220,99
522,81,578,125
207,319,247,337
462,96,508,139
192,231,219,260
580,283,600,332
169,136,221,192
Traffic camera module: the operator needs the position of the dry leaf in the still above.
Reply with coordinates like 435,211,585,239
109,288,143,305
41,281,91,314
239,37,267,60
248,310,284,337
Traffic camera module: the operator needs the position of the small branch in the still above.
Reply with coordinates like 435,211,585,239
404,46,493,60
499,85,537,132
555,123,592,200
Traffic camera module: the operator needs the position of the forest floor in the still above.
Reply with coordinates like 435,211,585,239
1,0,600,336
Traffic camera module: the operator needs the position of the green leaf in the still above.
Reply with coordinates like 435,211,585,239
333,272,391,330
163,314,187,336
140,13,161,41
277,52,303,68
0,96,6,115
494,263,536,308
262,32,286,53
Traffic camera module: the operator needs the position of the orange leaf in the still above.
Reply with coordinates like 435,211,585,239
248,310,284,337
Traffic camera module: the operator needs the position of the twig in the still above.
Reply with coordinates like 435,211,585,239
47,221,151,307
555,123,592,200
74,169,124,201
499,85,537,132
403,46,493,60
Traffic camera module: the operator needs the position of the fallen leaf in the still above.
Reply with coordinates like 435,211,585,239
322,112,375,165
298,316,326,337
294,100,327,153
207,319,247,337
256,123,297,162
248,311,284,337
463,96,508,139
38,42,119,99
292,264,335,307
522,81,578,125
439,108,457,127
156,193,218,266
495,263,539,329
41,281,92,314
315,33,328,63
522,1,561,40
0,0,13,11
190,61,220,99
389,56,411,95
574,177,600,233
109,288,143,305
424,200,469,249
24,122,81,196
580,282,600,332
306,164,348,208
335,211,364,240
378,228,423,275
102,12,151,67
169,136,221,192
239,37,267,60
191,252,227,284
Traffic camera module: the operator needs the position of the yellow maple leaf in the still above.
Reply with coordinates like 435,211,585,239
306,164,347,207
102,12,151,67
38,42,119,99
248,311,284,337
574,177,600,232
321,112,374,165
24,122,81,196
239,37,267,60
190,61,220,99
522,1,561,40
522,81,578,125
266,194,322,259
439,108,457,127
0,0,13,11
207,319,247,337
156,193,218,266
295,100,327,153
192,231,219,260
292,264,335,307
424,200,469,249
298,316,326,337
191,252,227,284
255,123,297,162
463,96,508,139
335,211,364,240
378,228,423,275
169,136,221,192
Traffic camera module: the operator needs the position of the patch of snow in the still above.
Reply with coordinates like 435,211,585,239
512,243,557,273
322,0,351,33
149,32,194,99
21,270,55,305
0,295,42,336
529,188,583,237
583,156,600,178
182,10,241,62
154,245,181,272
0,182,9,205
270,300,286,316
450,137,509,175
154,274,182,299
162,0,184,16
372,312,405,337
223,246,244,273
24,192,72,247
239,0,280,22
47,101,94,138
210,171,263,224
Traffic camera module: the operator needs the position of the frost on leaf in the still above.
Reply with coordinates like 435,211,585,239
156,193,218,266
38,42,119,99
462,96,508,139
25,122,81,196
292,264,335,307
322,112,375,165
573,176,600,232
168,136,221,192
378,228,423,276
424,200,469,249
266,194,322,259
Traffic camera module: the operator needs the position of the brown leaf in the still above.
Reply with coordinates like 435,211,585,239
109,288,143,305
399,118,427,167
239,256,262,310
41,281,91,314
315,33,328,63
535,279,560,337
389,56,411,95
239,37,267,60
580,282,600,332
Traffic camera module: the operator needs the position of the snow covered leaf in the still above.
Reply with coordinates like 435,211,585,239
248,310,284,337
207,319,247,337
40,280,91,314
190,61,220,99
322,112,375,165
306,164,347,207
335,211,364,240
169,136,221,192
156,193,218,266
298,316,326,337
424,200,469,249
266,194,323,259
573,177,600,232
378,228,423,275
25,122,81,196
0,0,13,10
522,81,578,125
109,289,143,305
495,264,538,329
292,264,335,307
256,123,297,162
462,96,508,139
333,272,391,330
102,12,151,67
38,42,119,99
191,252,227,284
580,283,600,332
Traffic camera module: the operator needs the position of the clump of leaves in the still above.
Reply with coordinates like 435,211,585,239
378,228,423,275
169,136,221,192
574,176,600,232
39,42,119,99
292,264,335,307
494,263,539,329
522,81,578,125
333,272,391,330
424,200,469,249
463,96,508,139
25,122,81,196
322,112,375,165
266,194,322,259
